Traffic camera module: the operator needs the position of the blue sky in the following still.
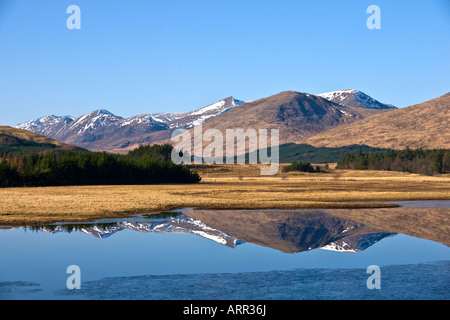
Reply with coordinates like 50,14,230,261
0,0,449,125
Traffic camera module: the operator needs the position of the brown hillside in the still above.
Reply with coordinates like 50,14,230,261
0,126,79,150
166,91,387,155
303,93,450,149
0,126,64,146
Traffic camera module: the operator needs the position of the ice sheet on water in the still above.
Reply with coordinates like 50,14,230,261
58,261,450,300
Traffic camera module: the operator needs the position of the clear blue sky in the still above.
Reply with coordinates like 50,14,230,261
1,0,449,125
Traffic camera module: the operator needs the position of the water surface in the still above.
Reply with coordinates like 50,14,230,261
1,201,449,300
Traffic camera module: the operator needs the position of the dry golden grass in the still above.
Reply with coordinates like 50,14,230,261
0,164,449,226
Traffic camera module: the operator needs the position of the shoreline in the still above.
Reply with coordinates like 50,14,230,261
1,200,404,228
1,167,449,227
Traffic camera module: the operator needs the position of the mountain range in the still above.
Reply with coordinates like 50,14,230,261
14,90,397,152
15,96,244,152
11,89,450,153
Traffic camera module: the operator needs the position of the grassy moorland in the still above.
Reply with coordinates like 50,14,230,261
0,163,449,227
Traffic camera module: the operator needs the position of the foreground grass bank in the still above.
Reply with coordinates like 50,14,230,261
0,165,449,226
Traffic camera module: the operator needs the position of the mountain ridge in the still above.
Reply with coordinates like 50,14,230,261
13,89,409,153
15,96,244,152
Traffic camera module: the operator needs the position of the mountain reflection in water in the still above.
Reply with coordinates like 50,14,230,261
30,209,396,253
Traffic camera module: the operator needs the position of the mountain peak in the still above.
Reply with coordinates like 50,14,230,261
15,114,75,132
271,91,319,100
95,109,116,116
190,96,245,116
228,96,246,106
317,89,396,110
317,89,356,101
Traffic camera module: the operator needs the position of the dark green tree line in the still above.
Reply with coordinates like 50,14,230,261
0,144,200,187
337,148,450,175
284,161,318,173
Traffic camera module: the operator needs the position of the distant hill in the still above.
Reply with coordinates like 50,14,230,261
275,143,389,163
195,143,390,165
0,126,82,156
1,126,67,146
304,92,450,149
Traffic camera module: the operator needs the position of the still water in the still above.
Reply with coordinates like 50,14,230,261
0,201,449,300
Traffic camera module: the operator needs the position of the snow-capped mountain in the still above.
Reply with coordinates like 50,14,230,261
16,109,123,139
14,96,244,151
16,108,169,151
118,96,244,130
161,96,245,129
317,89,397,110
16,115,75,137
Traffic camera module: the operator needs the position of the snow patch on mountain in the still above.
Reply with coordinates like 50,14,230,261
320,232,396,252
16,115,75,131
320,241,357,253
191,100,226,116
318,89,356,102
317,90,397,110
